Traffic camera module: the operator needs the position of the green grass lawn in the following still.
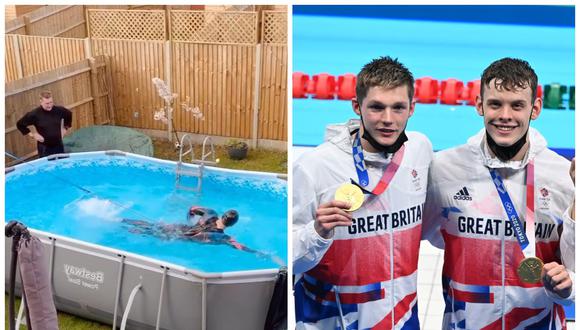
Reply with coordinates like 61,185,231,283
5,295,110,329
5,138,287,329
153,138,287,174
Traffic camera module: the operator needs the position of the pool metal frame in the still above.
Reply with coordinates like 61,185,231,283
5,151,286,330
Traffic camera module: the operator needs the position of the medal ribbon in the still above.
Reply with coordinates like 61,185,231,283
352,130,370,186
351,130,405,195
489,162,535,257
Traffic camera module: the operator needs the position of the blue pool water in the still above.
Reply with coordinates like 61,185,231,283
293,13,575,156
6,154,287,273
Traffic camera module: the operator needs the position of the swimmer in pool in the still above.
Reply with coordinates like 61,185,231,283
122,207,263,255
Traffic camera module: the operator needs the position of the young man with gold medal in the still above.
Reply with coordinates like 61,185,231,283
423,58,575,329
293,57,433,329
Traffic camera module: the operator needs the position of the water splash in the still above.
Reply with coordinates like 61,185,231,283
68,196,130,222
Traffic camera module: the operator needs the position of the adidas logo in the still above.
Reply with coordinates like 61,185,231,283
453,187,472,201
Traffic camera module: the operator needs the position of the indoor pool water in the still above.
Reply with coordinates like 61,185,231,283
5,154,287,273
293,14,574,155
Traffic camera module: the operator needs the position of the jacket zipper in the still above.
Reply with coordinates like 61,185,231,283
501,226,506,330
390,220,395,329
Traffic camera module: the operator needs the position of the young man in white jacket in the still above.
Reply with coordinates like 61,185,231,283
293,57,433,329
423,58,575,329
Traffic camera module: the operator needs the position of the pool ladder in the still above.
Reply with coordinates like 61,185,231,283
175,134,217,192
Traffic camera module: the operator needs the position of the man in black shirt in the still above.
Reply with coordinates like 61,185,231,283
16,91,73,158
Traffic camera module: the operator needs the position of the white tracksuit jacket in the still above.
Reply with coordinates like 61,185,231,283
294,119,433,329
423,128,575,330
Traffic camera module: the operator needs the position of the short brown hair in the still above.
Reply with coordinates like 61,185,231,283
39,91,53,99
480,58,538,101
356,56,414,102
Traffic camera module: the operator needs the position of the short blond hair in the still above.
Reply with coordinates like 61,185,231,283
39,91,53,99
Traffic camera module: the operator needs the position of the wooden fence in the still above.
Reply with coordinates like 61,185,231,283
5,56,113,165
258,11,287,141
171,43,257,138
87,9,287,144
5,5,87,38
90,39,166,130
168,10,259,139
4,5,286,37
5,8,287,147
5,34,87,82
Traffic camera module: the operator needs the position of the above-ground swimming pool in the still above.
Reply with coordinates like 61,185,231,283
5,151,287,329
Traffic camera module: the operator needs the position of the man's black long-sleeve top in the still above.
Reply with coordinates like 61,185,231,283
16,106,72,147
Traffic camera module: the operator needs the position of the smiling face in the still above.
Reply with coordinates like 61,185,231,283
352,85,415,152
476,79,541,149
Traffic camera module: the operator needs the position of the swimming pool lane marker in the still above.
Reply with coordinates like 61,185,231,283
293,72,575,109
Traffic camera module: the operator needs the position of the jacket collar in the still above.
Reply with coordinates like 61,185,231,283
467,127,547,170
324,119,394,165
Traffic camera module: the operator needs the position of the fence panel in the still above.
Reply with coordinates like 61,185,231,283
91,39,166,129
87,9,166,41
170,10,258,139
5,16,27,35
259,45,287,141
79,8,286,142
171,10,257,45
90,57,115,125
172,43,256,138
4,35,87,82
16,35,86,79
25,6,86,38
258,11,287,141
58,24,87,39
5,36,20,82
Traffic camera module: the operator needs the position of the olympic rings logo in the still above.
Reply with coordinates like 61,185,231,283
504,202,514,213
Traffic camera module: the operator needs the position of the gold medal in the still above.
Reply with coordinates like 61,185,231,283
335,183,364,212
517,257,544,283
